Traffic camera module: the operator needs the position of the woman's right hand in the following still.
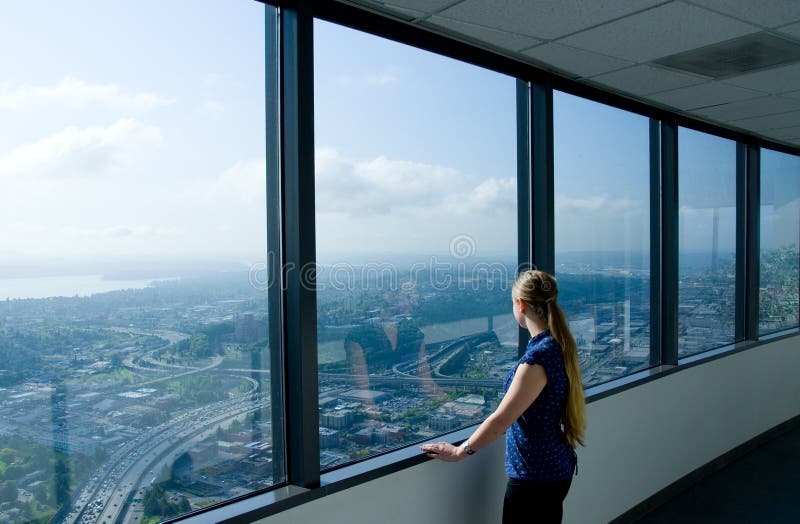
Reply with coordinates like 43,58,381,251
420,442,465,462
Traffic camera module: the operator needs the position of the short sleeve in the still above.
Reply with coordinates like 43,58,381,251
519,348,543,367
519,338,556,374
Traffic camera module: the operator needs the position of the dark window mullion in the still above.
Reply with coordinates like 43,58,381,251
266,4,287,486
744,145,761,340
649,119,662,367
530,81,554,276
660,122,679,366
516,79,532,358
280,3,320,489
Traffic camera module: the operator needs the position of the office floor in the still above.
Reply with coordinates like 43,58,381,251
635,424,800,523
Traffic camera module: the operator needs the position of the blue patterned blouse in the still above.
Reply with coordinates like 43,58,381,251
504,330,576,481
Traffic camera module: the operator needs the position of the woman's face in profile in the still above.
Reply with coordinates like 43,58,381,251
512,297,526,329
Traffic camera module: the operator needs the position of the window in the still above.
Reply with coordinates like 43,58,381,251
759,149,800,335
553,92,651,387
314,20,518,470
0,2,277,521
678,128,737,356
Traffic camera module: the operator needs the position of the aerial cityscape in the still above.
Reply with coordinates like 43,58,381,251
0,247,796,523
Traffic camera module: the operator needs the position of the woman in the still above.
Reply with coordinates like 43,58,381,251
420,269,586,524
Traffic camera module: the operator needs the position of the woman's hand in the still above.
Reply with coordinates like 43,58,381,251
420,442,465,462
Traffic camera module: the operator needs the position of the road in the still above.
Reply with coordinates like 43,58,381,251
67,382,260,524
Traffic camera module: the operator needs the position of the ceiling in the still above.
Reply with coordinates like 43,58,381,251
342,0,800,149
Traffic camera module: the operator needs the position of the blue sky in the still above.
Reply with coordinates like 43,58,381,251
0,0,266,268
0,1,796,275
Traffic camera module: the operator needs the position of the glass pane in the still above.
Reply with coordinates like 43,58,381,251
314,20,517,470
678,128,737,356
553,91,651,387
759,149,800,334
0,2,277,522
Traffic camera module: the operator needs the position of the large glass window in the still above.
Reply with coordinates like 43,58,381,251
760,149,800,335
553,92,651,387
0,2,276,522
678,128,737,356
314,21,518,470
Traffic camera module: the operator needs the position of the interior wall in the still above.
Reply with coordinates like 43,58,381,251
257,336,800,524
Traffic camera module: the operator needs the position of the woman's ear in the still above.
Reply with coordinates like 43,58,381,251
517,298,525,313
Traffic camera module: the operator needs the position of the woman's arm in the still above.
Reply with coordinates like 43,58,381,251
420,362,547,461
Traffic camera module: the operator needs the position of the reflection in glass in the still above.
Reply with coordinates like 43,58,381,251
0,2,274,521
553,91,651,387
760,149,800,335
314,20,517,471
678,128,737,356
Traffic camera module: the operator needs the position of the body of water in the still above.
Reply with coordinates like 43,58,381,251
0,274,171,300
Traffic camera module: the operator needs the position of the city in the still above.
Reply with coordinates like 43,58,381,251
0,248,796,523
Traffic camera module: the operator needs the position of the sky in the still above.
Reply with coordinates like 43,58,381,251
0,0,267,271
0,1,797,278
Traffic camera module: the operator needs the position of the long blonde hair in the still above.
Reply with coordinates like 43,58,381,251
512,269,586,448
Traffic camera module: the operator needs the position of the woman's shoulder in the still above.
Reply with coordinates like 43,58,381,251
522,331,560,362
526,331,559,352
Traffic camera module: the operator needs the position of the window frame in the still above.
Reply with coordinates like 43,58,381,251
163,1,800,521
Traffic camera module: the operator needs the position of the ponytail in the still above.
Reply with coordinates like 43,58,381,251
547,301,586,448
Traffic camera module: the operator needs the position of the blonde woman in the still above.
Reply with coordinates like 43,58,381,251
421,269,586,524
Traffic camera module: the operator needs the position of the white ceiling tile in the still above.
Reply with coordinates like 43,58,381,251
382,4,427,19
776,20,800,39
688,0,800,28
689,95,800,121
425,15,541,52
647,82,763,110
559,3,759,62
722,62,800,94
590,65,707,96
437,0,665,40
728,109,800,130
373,1,454,12
521,43,634,78
761,125,800,139
781,89,800,101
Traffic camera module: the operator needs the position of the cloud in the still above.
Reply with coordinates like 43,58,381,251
0,118,162,180
215,159,267,206
182,158,267,211
315,147,514,216
0,77,175,111
458,177,516,212
555,193,643,214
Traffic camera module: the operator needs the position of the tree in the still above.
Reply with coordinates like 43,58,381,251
0,479,17,500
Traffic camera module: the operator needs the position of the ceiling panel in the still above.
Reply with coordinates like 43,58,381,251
437,0,665,40
558,2,759,63
761,125,800,139
776,20,800,39
729,109,800,131
590,65,707,96
687,0,800,28
381,4,426,19
366,0,453,12
723,62,800,94
522,43,634,78
688,95,800,121
647,82,762,110
425,15,541,52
